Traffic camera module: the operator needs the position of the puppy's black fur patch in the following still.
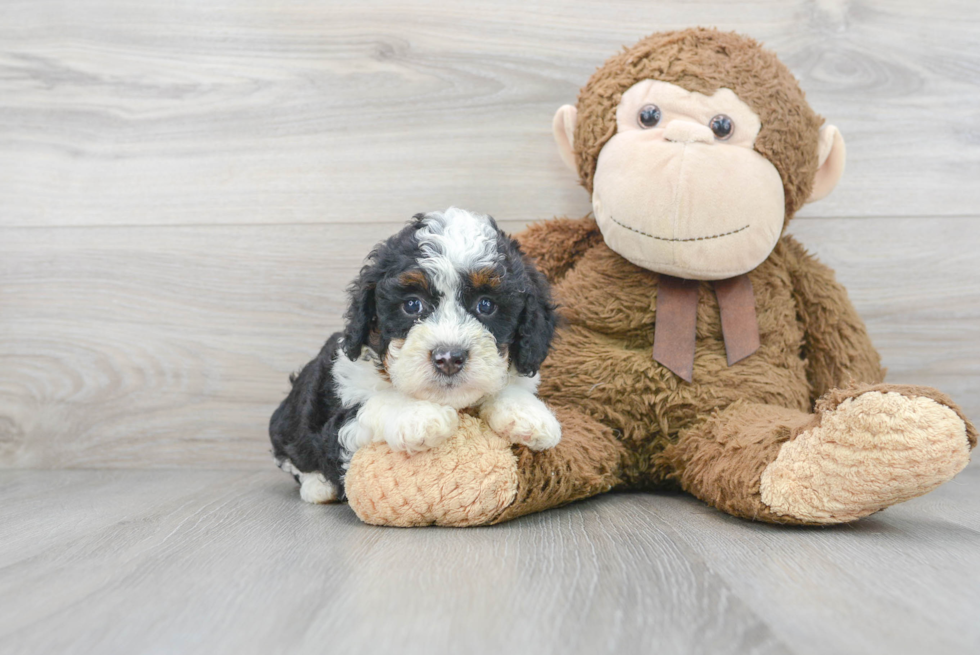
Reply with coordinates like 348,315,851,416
269,333,356,499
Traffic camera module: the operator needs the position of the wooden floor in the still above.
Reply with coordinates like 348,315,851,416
2,1,980,653
2,467,978,655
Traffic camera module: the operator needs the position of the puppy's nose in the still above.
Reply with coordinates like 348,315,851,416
431,347,468,376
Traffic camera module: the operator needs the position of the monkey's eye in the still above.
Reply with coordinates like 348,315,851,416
637,104,662,128
709,114,734,140
403,298,423,315
476,298,497,315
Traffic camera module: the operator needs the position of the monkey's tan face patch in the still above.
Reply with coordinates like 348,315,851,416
593,80,785,280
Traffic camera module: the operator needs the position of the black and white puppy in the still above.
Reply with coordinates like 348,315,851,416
269,207,560,504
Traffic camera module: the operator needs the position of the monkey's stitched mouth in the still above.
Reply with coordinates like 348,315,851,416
609,215,750,242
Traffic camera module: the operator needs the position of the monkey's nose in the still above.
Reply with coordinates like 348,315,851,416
431,347,468,377
664,120,714,144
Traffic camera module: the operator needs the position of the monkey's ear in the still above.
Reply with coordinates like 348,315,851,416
552,104,579,174
806,125,846,203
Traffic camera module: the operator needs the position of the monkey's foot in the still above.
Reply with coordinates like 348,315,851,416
345,413,519,527
344,405,625,527
760,387,974,524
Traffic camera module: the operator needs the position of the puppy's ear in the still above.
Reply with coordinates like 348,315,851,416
341,263,380,360
513,261,557,376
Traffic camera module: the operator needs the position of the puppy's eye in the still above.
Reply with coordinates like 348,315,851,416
709,114,734,140
403,298,423,315
637,104,661,128
476,298,496,315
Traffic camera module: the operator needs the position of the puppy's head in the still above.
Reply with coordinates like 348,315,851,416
342,207,555,409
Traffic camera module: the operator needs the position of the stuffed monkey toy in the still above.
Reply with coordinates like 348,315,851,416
345,28,976,527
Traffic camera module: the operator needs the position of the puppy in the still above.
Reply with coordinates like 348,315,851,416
269,207,561,504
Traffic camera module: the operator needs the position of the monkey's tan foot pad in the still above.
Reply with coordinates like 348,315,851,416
760,390,973,524
345,413,519,527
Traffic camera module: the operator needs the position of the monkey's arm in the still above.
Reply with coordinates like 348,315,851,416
515,215,603,283
781,235,885,401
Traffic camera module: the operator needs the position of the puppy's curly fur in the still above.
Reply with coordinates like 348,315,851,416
269,208,560,503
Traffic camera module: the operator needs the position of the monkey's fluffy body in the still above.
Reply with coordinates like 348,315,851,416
529,220,856,482
506,217,967,525
344,28,976,527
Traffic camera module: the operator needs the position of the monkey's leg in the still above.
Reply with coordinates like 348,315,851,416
490,405,628,524
345,406,627,527
663,384,975,525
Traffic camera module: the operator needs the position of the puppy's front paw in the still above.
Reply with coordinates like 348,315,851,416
383,402,459,453
483,397,562,451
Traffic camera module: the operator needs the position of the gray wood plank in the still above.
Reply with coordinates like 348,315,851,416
1,217,977,468
651,485,980,655
2,469,977,655
886,463,980,533
1,1,979,228
0,469,793,655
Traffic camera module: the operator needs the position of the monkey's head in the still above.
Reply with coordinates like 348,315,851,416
554,28,845,280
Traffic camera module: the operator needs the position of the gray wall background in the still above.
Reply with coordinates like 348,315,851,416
1,0,978,469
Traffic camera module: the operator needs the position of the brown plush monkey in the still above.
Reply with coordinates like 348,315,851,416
346,28,975,527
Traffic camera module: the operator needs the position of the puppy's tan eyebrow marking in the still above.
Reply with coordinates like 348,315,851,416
468,268,501,288
398,270,429,289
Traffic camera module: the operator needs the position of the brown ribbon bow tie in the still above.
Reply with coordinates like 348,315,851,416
652,274,760,383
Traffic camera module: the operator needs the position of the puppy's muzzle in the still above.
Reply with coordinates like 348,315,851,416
431,345,468,377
